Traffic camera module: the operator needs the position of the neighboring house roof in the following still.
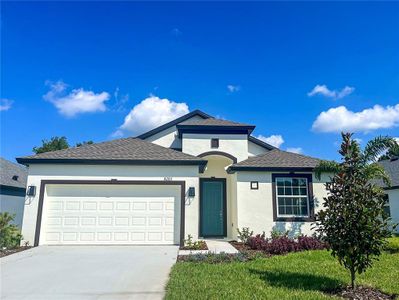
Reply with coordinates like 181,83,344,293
0,157,27,190
227,149,320,172
16,138,207,170
377,158,399,189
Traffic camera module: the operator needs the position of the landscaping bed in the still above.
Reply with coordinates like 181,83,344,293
329,285,396,300
179,240,208,251
0,246,32,258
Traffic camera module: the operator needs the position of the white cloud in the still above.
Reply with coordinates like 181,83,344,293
227,85,240,93
116,95,189,135
0,99,13,111
43,81,110,117
286,147,303,154
308,84,354,100
257,134,284,148
312,104,399,133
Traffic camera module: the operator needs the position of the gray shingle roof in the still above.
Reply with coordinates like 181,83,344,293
181,118,253,127
228,149,320,171
16,138,206,166
377,158,399,188
0,158,27,189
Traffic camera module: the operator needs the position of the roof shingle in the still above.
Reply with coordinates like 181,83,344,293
180,118,254,127
228,149,320,171
377,158,399,188
16,138,206,166
0,158,27,189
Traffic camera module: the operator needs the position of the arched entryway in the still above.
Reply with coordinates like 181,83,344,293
198,152,236,239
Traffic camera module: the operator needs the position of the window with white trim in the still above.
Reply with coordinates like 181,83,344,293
275,177,309,217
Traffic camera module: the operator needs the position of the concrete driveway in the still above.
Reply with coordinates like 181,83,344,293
1,245,178,300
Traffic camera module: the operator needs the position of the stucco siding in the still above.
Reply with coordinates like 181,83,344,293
248,140,269,157
386,189,399,233
21,164,201,245
182,133,249,162
143,115,204,149
0,192,26,229
236,171,329,237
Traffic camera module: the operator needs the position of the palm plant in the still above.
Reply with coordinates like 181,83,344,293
315,134,395,186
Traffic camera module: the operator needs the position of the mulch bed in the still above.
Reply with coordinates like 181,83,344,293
0,246,32,258
329,285,397,300
179,241,208,251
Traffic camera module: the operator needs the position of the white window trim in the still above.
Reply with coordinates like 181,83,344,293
275,177,310,218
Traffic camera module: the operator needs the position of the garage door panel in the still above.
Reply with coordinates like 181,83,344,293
41,184,181,245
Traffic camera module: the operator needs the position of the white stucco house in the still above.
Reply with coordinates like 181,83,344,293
377,158,399,232
17,110,334,247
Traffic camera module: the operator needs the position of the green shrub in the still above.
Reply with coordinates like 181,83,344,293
236,227,253,243
270,228,289,239
384,237,399,253
182,234,207,250
0,212,22,249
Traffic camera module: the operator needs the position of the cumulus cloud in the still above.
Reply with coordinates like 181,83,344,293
0,99,13,111
43,81,110,117
227,85,240,93
257,134,284,148
308,84,354,100
312,104,399,133
116,95,189,135
286,147,303,154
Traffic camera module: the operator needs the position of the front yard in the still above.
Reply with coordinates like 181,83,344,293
166,247,399,299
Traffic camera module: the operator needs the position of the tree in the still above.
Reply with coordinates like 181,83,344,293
76,140,94,147
314,133,396,289
33,137,95,154
0,212,22,249
378,140,399,161
33,136,69,154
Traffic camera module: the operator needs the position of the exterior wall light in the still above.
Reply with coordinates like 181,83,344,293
250,181,259,190
26,186,36,196
188,187,195,197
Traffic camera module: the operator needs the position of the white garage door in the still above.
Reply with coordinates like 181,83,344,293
40,184,181,245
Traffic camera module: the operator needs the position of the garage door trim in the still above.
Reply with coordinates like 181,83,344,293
34,180,186,247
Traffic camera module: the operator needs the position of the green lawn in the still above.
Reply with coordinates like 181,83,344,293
166,250,399,299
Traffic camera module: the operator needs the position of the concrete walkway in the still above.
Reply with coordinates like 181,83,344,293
1,245,178,300
179,239,238,255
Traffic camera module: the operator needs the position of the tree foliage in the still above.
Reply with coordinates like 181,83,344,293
33,136,69,154
314,133,395,289
378,140,399,161
33,137,94,154
0,212,22,249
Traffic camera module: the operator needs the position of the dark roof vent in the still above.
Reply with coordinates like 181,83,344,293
12,175,19,181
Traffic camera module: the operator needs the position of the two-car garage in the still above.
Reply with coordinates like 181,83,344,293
36,181,184,246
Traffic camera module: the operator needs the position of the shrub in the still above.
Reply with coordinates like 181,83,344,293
236,227,253,243
182,234,207,250
270,228,289,239
0,212,22,249
384,237,399,253
247,233,326,255
297,235,327,250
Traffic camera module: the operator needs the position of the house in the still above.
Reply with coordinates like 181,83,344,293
17,110,332,247
377,157,399,232
0,157,28,228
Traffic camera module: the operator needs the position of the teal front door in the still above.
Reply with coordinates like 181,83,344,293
200,178,226,237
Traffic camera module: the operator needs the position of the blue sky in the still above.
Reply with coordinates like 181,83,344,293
1,2,398,162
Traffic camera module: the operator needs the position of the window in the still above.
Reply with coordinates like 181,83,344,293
383,194,391,217
211,138,219,148
273,174,313,220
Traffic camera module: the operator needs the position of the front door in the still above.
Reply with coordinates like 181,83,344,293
200,178,226,237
